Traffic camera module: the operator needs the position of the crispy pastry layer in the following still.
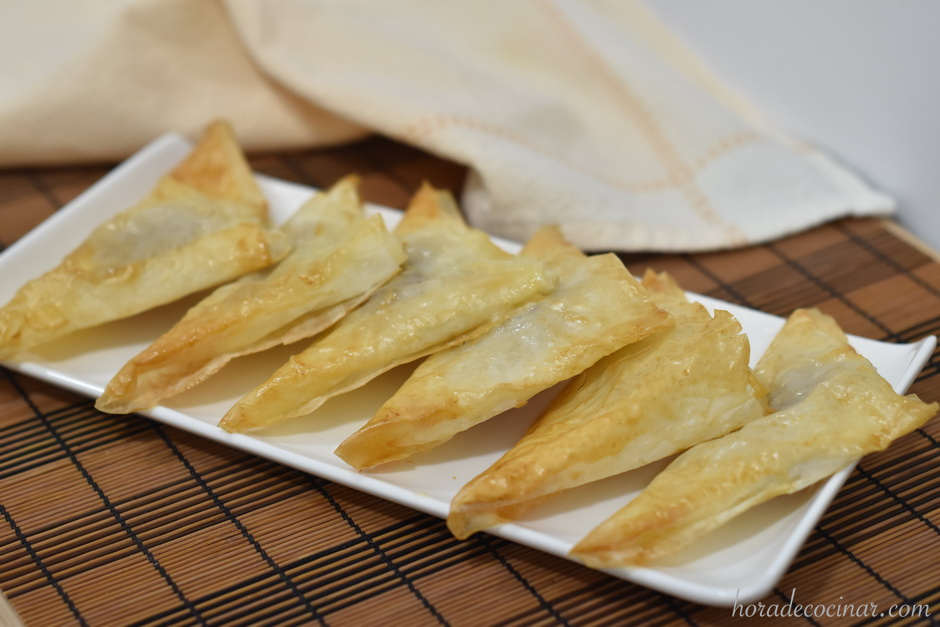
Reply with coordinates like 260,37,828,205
0,120,283,360
571,308,938,567
219,184,556,433
448,271,770,539
96,176,406,413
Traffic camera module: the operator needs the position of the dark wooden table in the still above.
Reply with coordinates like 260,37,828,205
1,136,938,626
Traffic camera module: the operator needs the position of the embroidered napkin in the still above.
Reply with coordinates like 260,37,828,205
0,0,894,251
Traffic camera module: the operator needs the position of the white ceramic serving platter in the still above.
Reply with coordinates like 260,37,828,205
0,134,934,607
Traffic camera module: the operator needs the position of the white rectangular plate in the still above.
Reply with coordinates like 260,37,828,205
1,134,934,607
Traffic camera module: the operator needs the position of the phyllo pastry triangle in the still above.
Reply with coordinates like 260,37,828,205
448,271,770,539
0,120,285,360
96,176,406,414
218,184,557,433
571,308,938,567
335,226,674,470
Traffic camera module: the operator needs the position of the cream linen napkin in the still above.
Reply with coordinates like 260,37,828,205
0,0,893,251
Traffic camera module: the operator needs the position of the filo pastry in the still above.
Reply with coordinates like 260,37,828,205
0,120,285,360
448,271,770,539
96,176,405,413
335,226,673,470
219,184,556,433
571,308,938,567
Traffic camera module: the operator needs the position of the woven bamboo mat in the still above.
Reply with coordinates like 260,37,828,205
1,137,938,626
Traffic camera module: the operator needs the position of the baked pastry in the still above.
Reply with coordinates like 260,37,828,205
219,184,556,433
571,308,939,567
96,176,405,413
448,271,770,539
335,226,673,469
0,120,285,360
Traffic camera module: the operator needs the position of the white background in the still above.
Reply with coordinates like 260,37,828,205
644,0,940,252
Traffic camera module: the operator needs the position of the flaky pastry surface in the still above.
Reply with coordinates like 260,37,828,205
448,271,770,539
571,308,938,567
0,121,283,360
96,176,406,413
335,226,673,469
219,184,556,433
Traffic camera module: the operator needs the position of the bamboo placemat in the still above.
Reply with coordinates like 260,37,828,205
1,137,938,626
